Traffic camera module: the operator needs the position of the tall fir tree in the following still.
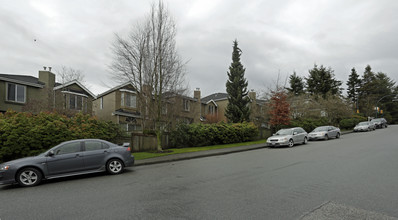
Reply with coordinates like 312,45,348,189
305,64,342,98
225,40,250,123
346,67,361,112
286,71,305,95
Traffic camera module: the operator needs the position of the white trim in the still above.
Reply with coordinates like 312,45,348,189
119,89,137,94
206,99,218,107
97,82,134,98
61,90,88,98
54,80,95,98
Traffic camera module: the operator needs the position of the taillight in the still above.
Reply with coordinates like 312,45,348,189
127,147,131,152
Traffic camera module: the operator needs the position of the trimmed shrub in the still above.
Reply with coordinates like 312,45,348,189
0,111,122,162
339,115,367,130
171,122,258,148
289,117,329,132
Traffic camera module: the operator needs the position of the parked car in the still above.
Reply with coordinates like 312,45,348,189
353,121,376,132
308,126,341,140
266,127,308,148
0,139,134,187
371,118,388,128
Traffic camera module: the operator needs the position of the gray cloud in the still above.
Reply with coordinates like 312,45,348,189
1,0,397,98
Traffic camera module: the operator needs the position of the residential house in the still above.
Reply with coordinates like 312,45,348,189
0,68,95,115
93,83,204,131
199,90,268,126
93,83,142,132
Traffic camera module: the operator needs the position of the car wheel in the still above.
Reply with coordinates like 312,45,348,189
288,139,294,148
336,133,340,139
324,134,329,140
16,168,42,187
107,159,124,175
303,137,308,144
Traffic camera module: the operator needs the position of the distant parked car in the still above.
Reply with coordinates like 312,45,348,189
0,139,134,187
266,127,308,148
354,121,376,132
308,126,341,141
371,118,388,128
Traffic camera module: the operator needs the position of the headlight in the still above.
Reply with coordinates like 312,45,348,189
0,165,10,171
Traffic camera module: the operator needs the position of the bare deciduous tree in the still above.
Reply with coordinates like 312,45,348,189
56,66,86,85
111,0,187,152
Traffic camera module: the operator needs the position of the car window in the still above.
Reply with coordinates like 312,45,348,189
85,141,110,151
55,142,82,155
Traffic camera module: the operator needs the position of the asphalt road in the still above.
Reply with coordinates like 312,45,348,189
1,126,398,220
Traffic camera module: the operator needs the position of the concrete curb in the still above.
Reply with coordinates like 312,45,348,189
134,143,267,166
134,130,354,167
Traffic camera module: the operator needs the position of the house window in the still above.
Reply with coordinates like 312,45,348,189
121,92,136,108
100,97,104,109
208,105,215,114
183,99,190,111
6,83,26,103
69,94,86,111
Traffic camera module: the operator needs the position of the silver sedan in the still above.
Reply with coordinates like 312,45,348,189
308,126,341,141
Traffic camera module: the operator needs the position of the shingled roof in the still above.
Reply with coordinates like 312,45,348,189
201,93,229,103
0,73,45,88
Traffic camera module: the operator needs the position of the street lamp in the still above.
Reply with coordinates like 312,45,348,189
375,94,398,118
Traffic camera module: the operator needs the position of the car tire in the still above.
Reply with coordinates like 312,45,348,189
303,137,308,144
107,159,124,175
324,135,329,140
336,133,341,139
288,139,294,148
16,167,42,187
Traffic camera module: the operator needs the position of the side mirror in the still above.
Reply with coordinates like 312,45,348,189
293,132,298,135
46,150,55,157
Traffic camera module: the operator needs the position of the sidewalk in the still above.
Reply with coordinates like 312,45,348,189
134,130,353,166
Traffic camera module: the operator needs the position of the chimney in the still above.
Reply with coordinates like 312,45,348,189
248,89,256,101
194,88,201,101
39,68,56,88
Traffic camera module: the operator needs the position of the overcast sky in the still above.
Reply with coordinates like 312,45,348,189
1,0,397,98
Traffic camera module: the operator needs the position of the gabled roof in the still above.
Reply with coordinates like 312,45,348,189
0,73,45,88
201,93,229,103
96,82,135,98
53,80,96,98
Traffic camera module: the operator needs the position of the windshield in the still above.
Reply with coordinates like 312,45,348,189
371,119,380,122
358,122,369,126
313,127,328,132
275,129,293,135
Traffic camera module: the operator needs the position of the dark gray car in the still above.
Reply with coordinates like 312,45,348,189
0,139,134,187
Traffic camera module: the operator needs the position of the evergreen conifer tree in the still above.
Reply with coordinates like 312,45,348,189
346,67,361,111
225,40,250,123
287,72,305,95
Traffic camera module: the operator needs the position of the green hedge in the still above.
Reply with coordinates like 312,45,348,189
339,115,367,130
289,118,330,132
0,111,122,162
171,122,259,148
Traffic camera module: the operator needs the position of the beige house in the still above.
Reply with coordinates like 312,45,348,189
93,83,142,132
0,69,94,115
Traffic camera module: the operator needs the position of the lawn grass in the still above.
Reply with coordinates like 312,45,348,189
133,139,267,160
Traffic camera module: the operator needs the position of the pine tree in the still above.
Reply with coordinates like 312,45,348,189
305,64,342,98
225,40,250,123
346,67,361,111
286,72,305,95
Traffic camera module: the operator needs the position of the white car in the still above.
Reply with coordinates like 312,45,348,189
267,127,308,148
308,126,341,141
354,121,376,132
